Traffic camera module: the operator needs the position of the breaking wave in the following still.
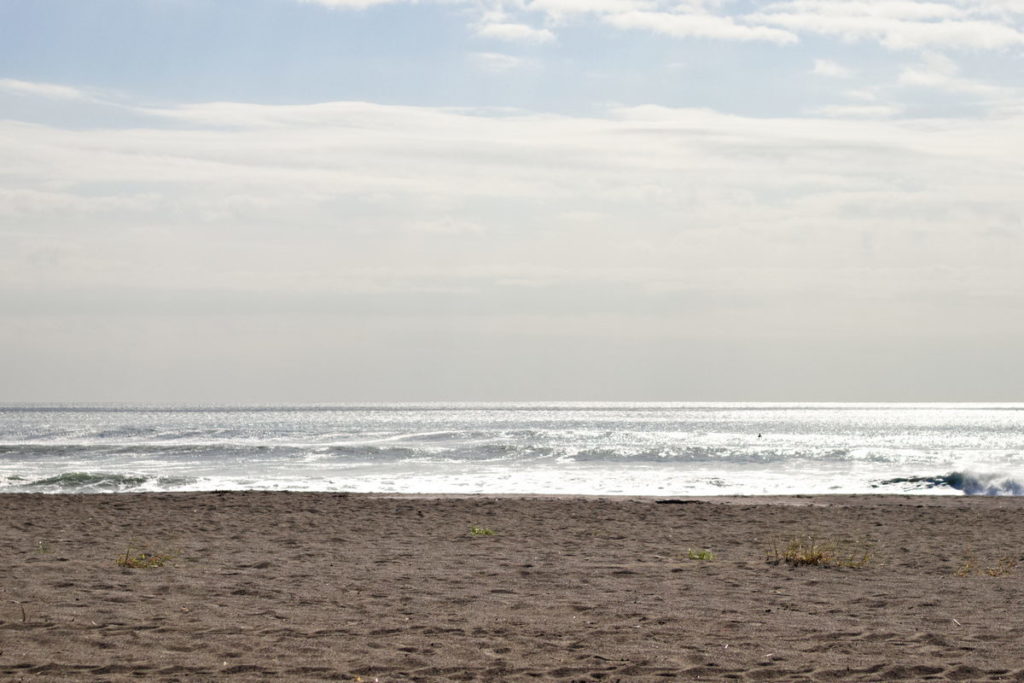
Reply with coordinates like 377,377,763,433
19,472,197,492
877,471,1024,496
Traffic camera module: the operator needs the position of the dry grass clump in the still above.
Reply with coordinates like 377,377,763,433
116,543,174,569
955,550,1018,577
767,536,873,569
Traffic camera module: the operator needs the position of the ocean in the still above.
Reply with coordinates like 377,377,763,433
1,403,1022,496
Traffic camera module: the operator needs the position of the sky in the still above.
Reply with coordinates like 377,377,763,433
1,0,1022,402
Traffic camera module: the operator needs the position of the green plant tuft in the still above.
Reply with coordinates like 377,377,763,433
687,548,714,561
766,536,872,569
116,544,173,569
469,525,495,536
956,550,1017,577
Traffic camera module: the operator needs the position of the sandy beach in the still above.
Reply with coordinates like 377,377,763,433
2,492,1024,681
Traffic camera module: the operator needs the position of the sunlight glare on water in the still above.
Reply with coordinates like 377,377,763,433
1,403,1022,495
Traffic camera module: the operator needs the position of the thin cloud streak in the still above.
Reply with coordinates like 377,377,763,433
603,11,798,43
0,78,90,101
476,22,557,43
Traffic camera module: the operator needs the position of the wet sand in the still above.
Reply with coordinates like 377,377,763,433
2,492,1024,681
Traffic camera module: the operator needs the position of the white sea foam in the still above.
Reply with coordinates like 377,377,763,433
942,471,1024,496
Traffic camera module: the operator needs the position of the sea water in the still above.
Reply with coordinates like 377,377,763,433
1,403,1022,495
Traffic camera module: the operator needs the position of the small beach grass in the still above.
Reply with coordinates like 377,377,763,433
767,536,872,569
955,550,1018,577
687,548,714,561
116,542,174,569
469,525,495,536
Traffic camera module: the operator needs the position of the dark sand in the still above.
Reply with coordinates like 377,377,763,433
2,493,1024,681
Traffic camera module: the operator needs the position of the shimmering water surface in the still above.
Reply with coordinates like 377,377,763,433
1,403,1022,495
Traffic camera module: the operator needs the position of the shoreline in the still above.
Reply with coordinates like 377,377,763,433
4,492,1024,680
0,491,987,501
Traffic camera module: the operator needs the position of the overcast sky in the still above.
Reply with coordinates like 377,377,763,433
1,0,1022,402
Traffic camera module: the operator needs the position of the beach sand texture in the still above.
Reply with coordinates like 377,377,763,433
2,492,1024,681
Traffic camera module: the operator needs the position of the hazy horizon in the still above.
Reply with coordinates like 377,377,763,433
2,0,1022,403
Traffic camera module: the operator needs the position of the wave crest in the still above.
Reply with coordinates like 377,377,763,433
18,471,195,492
878,471,1024,495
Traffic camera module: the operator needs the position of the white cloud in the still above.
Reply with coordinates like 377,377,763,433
282,0,1024,60
5,90,1024,400
811,103,906,118
296,0,407,8
752,0,1024,50
525,0,655,19
4,97,1023,301
0,188,161,216
603,10,799,43
476,22,556,43
812,59,855,78
0,78,89,101
960,0,1024,21
406,217,487,235
289,0,1024,50
471,52,537,71
899,52,1013,97
808,1,965,21
842,88,879,102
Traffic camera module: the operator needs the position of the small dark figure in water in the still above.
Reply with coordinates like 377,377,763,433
757,433,762,438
